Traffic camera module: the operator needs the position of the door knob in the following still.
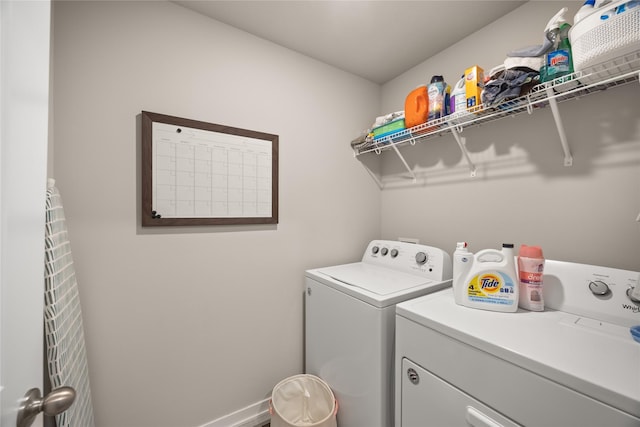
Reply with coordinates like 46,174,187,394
16,386,76,427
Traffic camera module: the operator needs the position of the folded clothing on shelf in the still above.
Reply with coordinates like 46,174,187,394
372,111,404,128
504,56,543,71
482,68,539,107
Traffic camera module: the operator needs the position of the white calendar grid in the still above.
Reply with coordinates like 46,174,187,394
152,122,272,218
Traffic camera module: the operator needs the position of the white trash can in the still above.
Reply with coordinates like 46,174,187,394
270,374,338,427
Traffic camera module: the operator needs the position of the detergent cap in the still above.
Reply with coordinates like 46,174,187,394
519,244,544,259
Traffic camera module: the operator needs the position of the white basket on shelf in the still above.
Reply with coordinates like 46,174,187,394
570,0,640,72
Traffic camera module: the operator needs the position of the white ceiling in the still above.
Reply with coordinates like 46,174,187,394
173,1,527,84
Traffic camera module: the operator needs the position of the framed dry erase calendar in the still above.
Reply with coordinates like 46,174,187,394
141,111,278,226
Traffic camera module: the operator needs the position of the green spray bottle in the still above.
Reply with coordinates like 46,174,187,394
541,7,574,83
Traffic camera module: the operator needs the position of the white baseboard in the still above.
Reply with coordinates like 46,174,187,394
198,398,271,427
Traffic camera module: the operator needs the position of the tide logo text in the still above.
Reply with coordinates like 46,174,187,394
480,274,501,293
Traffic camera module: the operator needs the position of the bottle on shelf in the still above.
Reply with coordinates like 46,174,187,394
404,85,429,128
427,75,451,122
574,0,595,25
450,76,466,115
540,8,574,83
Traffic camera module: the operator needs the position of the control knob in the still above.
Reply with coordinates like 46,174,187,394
588,280,610,296
415,252,428,265
390,249,399,258
381,247,389,256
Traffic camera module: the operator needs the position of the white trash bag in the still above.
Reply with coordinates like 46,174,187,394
270,374,338,427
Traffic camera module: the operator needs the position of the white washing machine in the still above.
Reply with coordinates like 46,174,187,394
305,240,452,427
395,259,640,427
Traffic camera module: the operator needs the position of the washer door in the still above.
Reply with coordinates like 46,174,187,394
401,358,521,427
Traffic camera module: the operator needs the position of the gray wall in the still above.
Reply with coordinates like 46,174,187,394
377,1,640,270
51,2,380,426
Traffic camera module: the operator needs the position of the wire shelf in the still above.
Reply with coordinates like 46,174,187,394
354,49,640,157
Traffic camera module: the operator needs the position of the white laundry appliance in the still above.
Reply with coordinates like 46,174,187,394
395,259,640,427
305,239,452,427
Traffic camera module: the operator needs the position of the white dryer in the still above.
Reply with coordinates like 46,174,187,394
305,240,452,427
395,259,640,427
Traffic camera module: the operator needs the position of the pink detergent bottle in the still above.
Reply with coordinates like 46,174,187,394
518,245,545,311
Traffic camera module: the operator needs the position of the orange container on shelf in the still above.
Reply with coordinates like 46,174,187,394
404,85,429,128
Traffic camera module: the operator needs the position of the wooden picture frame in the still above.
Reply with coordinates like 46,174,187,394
141,111,278,226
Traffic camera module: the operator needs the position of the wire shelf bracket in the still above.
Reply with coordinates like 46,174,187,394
450,126,477,177
545,87,573,167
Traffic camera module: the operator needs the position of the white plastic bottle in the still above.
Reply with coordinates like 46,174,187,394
574,0,595,25
453,242,471,305
517,245,545,311
594,0,613,8
455,243,519,312
450,77,466,115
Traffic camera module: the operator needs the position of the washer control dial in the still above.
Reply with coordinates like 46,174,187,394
381,247,389,256
371,246,379,255
390,249,399,258
415,252,428,265
589,280,610,296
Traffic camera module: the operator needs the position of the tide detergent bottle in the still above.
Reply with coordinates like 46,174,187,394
453,242,519,312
